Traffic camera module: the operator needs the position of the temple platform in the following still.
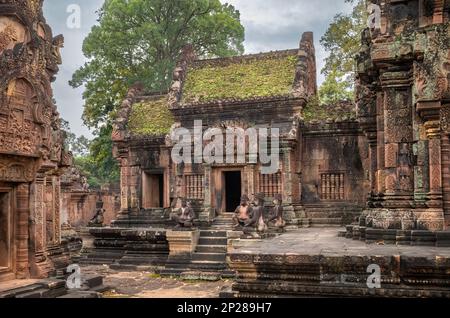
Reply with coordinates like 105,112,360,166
223,228,450,298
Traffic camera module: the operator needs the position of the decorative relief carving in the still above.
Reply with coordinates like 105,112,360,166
0,79,42,156
397,141,414,192
441,105,450,132
0,17,28,53
385,109,412,143
0,157,35,182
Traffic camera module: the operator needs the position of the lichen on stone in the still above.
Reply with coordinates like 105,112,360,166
127,96,174,136
181,53,298,104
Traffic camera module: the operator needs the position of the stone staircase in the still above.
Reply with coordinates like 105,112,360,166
161,213,236,279
211,212,235,230
160,229,234,279
112,208,171,228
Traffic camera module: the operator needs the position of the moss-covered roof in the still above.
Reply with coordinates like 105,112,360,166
181,50,298,104
127,95,174,136
303,97,356,123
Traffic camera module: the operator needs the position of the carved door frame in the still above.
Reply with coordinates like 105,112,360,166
0,185,16,278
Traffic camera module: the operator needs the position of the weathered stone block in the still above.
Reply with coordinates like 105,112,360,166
166,230,200,255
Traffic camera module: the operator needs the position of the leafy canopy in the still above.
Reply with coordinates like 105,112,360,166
71,0,245,129
319,0,367,103
70,0,245,186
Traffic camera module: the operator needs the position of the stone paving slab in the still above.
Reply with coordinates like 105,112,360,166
80,265,232,298
0,279,40,293
230,228,450,258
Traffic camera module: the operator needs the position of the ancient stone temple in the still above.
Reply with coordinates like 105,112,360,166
352,0,450,242
111,32,368,229
0,0,72,281
223,0,450,298
60,166,120,228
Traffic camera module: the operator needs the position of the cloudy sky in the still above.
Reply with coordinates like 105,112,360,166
43,0,352,138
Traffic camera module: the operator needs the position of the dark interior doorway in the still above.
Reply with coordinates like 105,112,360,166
142,173,164,208
0,193,10,269
224,171,242,212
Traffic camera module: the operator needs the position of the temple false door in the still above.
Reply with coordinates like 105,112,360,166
0,186,14,281
142,171,165,208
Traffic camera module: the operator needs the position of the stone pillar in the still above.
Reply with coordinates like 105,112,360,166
442,133,450,228
129,166,140,212
30,175,45,259
367,132,378,195
245,164,256,197
376,91,386,195
200,164,214,224
281,145,296,223
425,121,443,206
414,120,445,231
53,175,61,245
16,183,30,279
119,157,129,216
414,133,429,204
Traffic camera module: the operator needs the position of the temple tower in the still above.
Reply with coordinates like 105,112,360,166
357,0,450,231
0,0,71,281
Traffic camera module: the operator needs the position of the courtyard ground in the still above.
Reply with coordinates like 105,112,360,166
80,265,232,298
231,227,450,257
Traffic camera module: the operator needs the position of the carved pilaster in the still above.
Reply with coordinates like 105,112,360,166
425,120,443,199
441,133,450,228
15,183,30,279
281,145,296,223
119,157,130,215
200,164,214,224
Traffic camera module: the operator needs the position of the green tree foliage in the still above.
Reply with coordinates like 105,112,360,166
318,69,354,105
70,0,245,186
319,0,367,103
60,119,111,188
60,119,91,157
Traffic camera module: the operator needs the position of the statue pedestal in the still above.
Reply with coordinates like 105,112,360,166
166,230,200,255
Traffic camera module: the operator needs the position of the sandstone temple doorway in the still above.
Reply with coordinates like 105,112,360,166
224,171,242,212
142,172,164,208
0,191,12,275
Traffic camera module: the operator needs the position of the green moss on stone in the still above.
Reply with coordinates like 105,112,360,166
128,97,174,136
182,54,298,104
303,96,355,122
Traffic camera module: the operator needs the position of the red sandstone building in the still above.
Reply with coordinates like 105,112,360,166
111,33,369,228
0,0,71,281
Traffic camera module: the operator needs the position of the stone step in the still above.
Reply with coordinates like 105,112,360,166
214,220,233,223
58,291,101,298
165,261,227,271
78,258,115,265
200,230,227,238
196,245,227,253
218,213,234,217
198,237,227,245
192,252,226,262
15,288,65,298
298,218,343,227
182,270,235,280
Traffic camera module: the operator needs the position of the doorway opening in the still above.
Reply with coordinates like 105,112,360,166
142,173,164,208
0,193,10,270
224,171,242,212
